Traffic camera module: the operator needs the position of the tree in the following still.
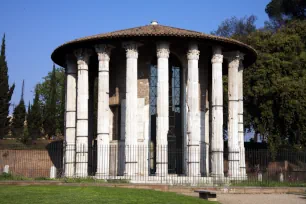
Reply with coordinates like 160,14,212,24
211,15,257,42
27,88,42,140
12,80,26,138
36,66,65,136
43,65,58,138
244,20,306,151
0,34,15,139
265,0,306,28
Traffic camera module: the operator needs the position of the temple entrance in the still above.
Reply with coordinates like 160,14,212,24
149,54,183,174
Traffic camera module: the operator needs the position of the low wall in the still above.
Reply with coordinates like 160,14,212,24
0,149,62,177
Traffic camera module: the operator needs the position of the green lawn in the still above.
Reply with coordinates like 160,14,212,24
0,185,216,204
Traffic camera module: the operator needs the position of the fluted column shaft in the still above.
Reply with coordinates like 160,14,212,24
156,42,170,177
186,43,201,176
238,61,247,178
64,55,77,177
95,44,112,177
227,52,242,178
211,46,224,178
74,48,91,177
123,42,139,176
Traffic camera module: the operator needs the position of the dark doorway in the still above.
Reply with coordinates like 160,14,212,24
149,54,183,174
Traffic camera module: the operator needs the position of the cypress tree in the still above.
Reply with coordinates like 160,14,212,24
0,34,15,139
44,65,57,139
28,87,42,140
12,80,26,138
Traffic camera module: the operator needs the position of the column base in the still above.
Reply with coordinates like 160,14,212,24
239,167,248,180
124,162,138,176
211,173,226,184
95,171,109,179
155,163,168,177
75,173,88,178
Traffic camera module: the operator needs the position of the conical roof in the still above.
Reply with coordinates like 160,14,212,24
51,23,257,66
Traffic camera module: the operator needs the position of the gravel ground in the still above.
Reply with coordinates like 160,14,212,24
218,194,306,204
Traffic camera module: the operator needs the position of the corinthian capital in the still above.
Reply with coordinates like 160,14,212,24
211,54,223,64
211,46,223,64
225,51,244,69
187,42,200,60
95,44,114,61
225,51,244,62
156,41,170,58
74,48,92,65
123,41,141,59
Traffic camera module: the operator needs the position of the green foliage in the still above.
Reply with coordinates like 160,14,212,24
19,124,30,144
27,88,42,140
244,20,306,150
43,65,60,138
12,81,26,138
36,66,65,137
266,0,306,24
0,34,15,139
211,15,257,41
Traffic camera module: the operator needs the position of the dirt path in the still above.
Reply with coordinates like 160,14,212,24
218,194,306,204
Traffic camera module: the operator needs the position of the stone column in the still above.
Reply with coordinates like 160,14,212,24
64,55,77,177
186,43,201,176
211,46,224,178
74,48,91,177
227,52,242,179
238,59,247,179
123,42,140,176
95,44,113,178
156,42,170,177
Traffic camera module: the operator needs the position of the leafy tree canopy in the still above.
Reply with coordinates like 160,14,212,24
244,20,306,150
36,66,65,137
211,15,257,41
265,0,306,27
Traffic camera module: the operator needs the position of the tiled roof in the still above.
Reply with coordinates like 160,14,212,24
51,24,257,66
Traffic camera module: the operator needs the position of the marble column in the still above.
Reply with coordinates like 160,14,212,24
186,43,201,176
123,42,140,176
211,46,224,178
227,52,242,179
74,48,91,177
95,44,113,178
238,59,247,179
64,55,77,177
156,42,170,177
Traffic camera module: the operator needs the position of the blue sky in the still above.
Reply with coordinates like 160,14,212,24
0,0,270,109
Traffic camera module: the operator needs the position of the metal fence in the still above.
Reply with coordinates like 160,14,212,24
0,143,306,185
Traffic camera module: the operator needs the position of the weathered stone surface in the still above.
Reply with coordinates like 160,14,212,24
211,46,224,178
64,55,77,177
74,48,92,177
186,43,201,176
3,165,9,173
238,62,247,178
95,44,113,177
123,42,140,176
227,51,242,179
50,166,57,179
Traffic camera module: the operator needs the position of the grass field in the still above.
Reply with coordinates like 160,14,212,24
0,185,216,204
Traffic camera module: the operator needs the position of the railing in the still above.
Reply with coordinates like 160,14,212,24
0,143,305,186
